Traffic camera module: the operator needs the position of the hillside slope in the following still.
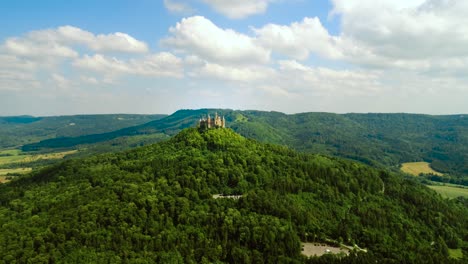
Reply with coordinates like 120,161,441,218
1,128,467,263
0,114,166,148
22,110,468,176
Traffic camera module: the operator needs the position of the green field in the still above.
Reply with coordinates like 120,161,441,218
0,168,32,176
401,162,443,176
0,149,22,156
428,185,468,199
0,149,77,166
0,149,78,184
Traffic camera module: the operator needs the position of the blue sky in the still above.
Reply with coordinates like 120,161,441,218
1,0,467,115
1,1,339,48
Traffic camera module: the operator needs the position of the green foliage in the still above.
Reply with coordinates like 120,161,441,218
1,128,467,262
21,110,467,180
0,114,165,149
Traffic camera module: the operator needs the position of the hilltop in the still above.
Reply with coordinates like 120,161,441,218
0,128,467,262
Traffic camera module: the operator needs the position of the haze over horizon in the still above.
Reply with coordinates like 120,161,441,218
1,0,468,116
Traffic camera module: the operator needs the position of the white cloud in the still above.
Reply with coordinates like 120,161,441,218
0,25,180,98
202,0,273,19
80,75,99,85
0,54,38,71
3,26,148,59
277,60,382,95
4,37,78,58
192,62,275,82
57,26,148,53
257,85,292,97
331,0,426,13
0,55,39,91
50,73,72,91
254,17,342,60
73,52,184,78
2,5,468,115
330,0,468,71
0,70,39,91
164,0,194,14
162,16,270,65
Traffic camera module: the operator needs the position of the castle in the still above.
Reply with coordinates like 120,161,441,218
199,113,226,129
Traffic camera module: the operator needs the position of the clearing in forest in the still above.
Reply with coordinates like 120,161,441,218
301,243,349,257
428,185,468,199
401,162,443,176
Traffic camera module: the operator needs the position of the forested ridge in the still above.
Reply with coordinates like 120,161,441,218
1,128,467,263
0,114,166,149
22,109,468,178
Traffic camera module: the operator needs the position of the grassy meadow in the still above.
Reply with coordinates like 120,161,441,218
401,162,444,176
0,168,32,176
428,185,468,199
0,149,78,183
0,149,77,166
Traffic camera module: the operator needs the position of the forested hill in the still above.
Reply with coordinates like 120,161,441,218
1,128,467,263
0,114,166,149
22,109,468,176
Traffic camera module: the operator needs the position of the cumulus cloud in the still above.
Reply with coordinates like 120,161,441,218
277,60,382,95
0,70,39,91
0,25,181,97
73,52,184,78
2,3,468,115
3,26,148,58
163,0,195,14
56,26,149,53
4,37,78,58
51,73,72,90
162,16,270,65
331,0,468,70
254,17,342,60
191,62,275,82
202,0,273,19
0,55,40,91
257,85,292,97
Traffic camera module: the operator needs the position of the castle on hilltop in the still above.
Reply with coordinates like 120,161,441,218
199,113,226,129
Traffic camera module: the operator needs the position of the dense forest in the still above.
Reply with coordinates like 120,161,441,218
21,109,467,178
0,114,166,148
1,128,467,263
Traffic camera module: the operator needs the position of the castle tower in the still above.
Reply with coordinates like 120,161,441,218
207,114,212,128
214,112,222,127
197,113,226,129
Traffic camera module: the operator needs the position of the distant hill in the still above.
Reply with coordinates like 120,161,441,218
0,114,166,148
1,128,467,262
0,115,42,124
22,109,468,177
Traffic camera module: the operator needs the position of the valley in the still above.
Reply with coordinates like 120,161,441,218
6,110,467,187
0,111,467,262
